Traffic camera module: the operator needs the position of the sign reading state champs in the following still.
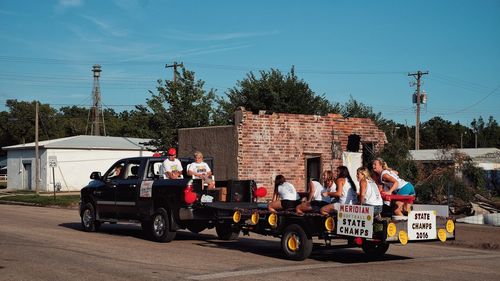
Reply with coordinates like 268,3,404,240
336,204,374,238
408,210,436,240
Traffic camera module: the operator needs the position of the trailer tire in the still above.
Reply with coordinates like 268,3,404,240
215,223,240,240
145,208,177,242
81,203,101,232
281,224,312,261
362,241,390,258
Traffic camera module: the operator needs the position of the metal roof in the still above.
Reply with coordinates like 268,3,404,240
410,148,500,163
2,135,154,151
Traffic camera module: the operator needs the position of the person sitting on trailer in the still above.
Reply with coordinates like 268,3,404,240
356,167,383,217
372,158,415,216
320,166,358,215
268,175,300,213
295,170,336,215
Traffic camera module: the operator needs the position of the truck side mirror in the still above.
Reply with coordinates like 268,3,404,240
90,172,102,180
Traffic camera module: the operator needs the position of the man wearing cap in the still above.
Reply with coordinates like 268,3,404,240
162,148,183,179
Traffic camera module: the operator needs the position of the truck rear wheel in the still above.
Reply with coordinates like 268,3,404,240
215,223,240,240
361,241,390,258
81,203,101,232
145,208,176,242
281,224,312,261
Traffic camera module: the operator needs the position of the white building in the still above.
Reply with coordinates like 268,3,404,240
410,148,500,191
2,135,155,191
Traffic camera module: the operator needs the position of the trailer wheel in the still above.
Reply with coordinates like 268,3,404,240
215,223,240,240
81,203,101,232
362,241,390,258
145,208,176,242
281,224,312,261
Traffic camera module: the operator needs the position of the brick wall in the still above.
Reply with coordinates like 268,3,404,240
236,109,386,199
178,126,238,180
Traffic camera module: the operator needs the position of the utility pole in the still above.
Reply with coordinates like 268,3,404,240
35,101,40,195
409,70,429,150
473,128,478,148
165,61,183,89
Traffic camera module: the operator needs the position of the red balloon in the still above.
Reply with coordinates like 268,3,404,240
254,187,267,198
184,191,197,204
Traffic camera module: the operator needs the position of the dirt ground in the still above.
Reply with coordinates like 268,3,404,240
448,223,500,250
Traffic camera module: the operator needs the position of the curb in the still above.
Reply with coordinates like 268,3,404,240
0,200,79,210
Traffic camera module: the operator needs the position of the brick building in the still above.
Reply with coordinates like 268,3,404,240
179,108,387,197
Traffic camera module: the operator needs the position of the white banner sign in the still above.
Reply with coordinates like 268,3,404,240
140,180,153,198
336,204,374,238
408,211,436,240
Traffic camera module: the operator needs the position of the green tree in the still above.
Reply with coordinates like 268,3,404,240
217,67,340,123
2,99,58,144
146,67,217,149
472,116,500,148
57,106,89,136
114,106,155,138
420,117,460,149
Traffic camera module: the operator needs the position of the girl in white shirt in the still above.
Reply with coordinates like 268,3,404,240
320,166,358,215
295,171,336,214
357,167,383,216
268,175,300,212
372,158,415,216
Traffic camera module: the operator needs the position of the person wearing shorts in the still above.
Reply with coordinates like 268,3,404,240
296,170,335,214
268,175,300,212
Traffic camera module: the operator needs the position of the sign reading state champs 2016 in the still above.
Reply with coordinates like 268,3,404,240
336,204,373,238
408,210,436,240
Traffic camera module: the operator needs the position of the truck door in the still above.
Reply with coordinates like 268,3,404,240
96,161,126,219
115,159,142,220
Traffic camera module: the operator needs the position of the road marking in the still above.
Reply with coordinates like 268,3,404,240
187,254,500,280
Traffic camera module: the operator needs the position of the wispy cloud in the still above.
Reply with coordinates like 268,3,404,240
59,0,83,7
80,15,127,37
161,29,279,42
172,44,252,58
0,9,16,16
112,0,148,18
55,0,83,10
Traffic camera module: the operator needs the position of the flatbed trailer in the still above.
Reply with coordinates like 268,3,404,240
230,197,456,261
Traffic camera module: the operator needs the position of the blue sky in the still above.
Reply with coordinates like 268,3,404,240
0,0,499,127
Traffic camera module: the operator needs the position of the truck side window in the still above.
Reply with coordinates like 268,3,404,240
146,161,163,180
106,163,125,181
123,160,141,180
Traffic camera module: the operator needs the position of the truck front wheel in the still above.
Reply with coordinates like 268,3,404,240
215,223,240,240
81,203,101,232
281,224,313,261
145,208,176,242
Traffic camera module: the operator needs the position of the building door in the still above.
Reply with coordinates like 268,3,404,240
306,156,321,190
23,163,32,190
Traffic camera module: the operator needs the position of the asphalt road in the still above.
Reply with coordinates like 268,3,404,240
1,204,499,281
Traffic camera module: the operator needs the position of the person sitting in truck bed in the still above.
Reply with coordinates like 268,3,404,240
356,167,383,217
268,175,300,213
162,148,183,179
320,166,358,215
187,151,215,189
295,170,336,215
372,158,415,217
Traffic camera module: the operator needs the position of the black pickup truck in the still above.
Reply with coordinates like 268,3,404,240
79,156,261,242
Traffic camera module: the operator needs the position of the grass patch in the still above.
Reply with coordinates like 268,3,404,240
0,194,80,207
